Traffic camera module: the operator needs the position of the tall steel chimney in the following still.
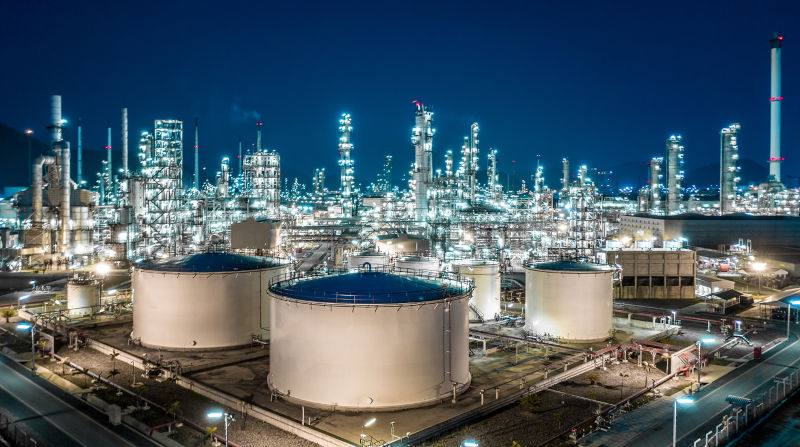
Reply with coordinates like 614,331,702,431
50,95,63,144
194,117,199,190
561,157,570,192
106,123,112,196
769,33,784,183
238,136,243,177
77,118,83,185
256,121,263,152
121,108,129,175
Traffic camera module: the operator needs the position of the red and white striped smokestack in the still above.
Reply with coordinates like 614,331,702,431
769,33,784,183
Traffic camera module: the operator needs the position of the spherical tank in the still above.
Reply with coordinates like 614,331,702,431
268,272,472,410
394,256,440,274
67,277,101,317
456,260,501,321
347,252,389,270
524,261,614,343
132,253,290,350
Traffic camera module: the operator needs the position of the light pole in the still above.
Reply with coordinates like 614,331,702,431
207,410,235,446
787,299,800,340
25,129,33,186
673,396,693,447
696,337,715,391
17,322,36,375
752,262,766,296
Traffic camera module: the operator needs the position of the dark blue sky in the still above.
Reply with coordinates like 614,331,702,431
1,1,798,189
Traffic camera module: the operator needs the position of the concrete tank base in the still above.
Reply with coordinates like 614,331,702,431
268,379,472,412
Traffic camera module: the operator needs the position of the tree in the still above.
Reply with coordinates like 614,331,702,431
135,384,148,407
586,373,600,385
520,393,544,412
554,411,564,429
1,308,15,323
167,400,181,432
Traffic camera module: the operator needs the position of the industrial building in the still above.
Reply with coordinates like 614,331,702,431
604,249,697,299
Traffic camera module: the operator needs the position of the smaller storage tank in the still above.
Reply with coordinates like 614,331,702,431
394,255,439,273
132,253,291,350
347,251,389,270
456,260,501,321
67,273,101,317
524,261,614,343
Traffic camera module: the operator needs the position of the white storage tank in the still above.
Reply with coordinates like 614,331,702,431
132,253,290,350
524,261,614,343
67,274,101,317
456,260,501,321
347,251,389,270
268,271,472,410
394,255,439,274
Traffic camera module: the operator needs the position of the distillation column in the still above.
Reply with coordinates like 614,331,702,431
649,157,662,211
338,113,354,203
720,124,741,214
665,135,684,215
412,102,434,221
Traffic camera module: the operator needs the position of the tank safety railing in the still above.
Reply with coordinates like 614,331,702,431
268,266,474,304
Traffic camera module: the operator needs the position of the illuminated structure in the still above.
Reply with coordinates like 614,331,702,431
412,101,434,222
242,148,280,216
141,119,184,257
337,113,354,215
312,168,325,199
649,156,663,213
377,155,392,193
720,124,741,214
665,135,684,215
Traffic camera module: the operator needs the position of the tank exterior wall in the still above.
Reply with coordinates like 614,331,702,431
268,292,470,410
132,265,287,349
67,282,100,317
525,268,613,343
457,261,501,320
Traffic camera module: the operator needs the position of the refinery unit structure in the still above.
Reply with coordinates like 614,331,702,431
4,33,800,447
0,34,795,295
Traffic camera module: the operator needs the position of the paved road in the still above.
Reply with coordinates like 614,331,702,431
583,326,800,447
0,353,161,447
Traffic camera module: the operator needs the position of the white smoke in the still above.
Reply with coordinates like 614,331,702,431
230,101,261,123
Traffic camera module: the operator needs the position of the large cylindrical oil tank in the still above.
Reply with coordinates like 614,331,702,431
132,253,290,350
394,255,439,273
268,271,472,411
456,260,501,321
524,261,614,343
347,251,389,270
67,275,101,317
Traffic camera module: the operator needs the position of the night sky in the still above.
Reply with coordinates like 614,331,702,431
1,1,798,189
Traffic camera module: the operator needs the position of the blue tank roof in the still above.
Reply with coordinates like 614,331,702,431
138,253,286,272
528,261,613,272
270,272,469,304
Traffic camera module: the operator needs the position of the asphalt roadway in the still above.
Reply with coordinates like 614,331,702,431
583,324,800,446
0,353,161,447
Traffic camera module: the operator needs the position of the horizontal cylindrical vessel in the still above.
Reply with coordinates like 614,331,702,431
394,255,440,273
456,259,501,321
347,251,389,270
525,261,614,343
132,253,290,350
268,271,471,410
